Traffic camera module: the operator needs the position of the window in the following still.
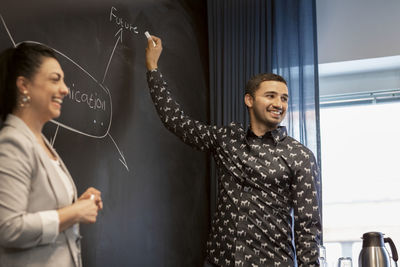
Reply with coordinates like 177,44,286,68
320,91,400,266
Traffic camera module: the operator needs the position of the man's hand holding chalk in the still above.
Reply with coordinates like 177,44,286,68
145,33,163,71
145,31,156,47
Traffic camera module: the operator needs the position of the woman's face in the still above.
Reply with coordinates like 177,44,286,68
24,57,69,123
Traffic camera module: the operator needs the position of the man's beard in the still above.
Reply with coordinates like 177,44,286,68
253,107,281,130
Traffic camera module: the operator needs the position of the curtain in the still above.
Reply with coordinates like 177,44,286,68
207,0,321,222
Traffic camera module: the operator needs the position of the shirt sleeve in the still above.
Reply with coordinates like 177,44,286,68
292,149,322,267
146,69,218,152
38,210,59,244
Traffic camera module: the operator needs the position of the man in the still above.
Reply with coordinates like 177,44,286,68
145,36,321,267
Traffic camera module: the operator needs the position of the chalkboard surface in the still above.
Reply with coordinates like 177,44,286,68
0,0,209,266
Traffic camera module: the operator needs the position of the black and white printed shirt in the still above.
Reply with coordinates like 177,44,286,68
147,69,322,267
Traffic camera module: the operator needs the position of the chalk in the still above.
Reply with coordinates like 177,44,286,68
144,31,156,47
90,194,95,200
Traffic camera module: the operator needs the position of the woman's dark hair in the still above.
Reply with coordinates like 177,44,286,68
0,42,57,120
245,73,287,97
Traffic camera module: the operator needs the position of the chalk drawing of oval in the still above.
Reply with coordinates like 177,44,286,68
2,13,128,171
21,41,113,139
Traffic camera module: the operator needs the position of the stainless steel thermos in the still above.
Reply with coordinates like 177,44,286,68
359,232,398,267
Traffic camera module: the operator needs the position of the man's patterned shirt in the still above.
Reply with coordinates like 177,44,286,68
147,70,322,267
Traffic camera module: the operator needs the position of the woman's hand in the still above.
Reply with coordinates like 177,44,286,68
71,198,99,224
57,187,103,232
79,187,103,210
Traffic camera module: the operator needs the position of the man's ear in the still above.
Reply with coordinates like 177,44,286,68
244,93,254,108
16,76,30,94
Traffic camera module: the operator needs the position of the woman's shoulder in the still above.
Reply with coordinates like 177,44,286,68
0,125,35,157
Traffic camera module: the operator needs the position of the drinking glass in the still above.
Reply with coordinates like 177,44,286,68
319,245,328,267
337,257,352,267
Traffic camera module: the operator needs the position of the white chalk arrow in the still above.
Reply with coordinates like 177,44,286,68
104,84,129,172
108,133,129,171
0,14,16,47
102,27,123,84
50,124,60,146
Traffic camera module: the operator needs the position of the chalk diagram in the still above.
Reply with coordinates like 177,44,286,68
0,7,139,171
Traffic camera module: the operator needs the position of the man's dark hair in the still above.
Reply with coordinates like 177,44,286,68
245,73,287,97
0,42,57,120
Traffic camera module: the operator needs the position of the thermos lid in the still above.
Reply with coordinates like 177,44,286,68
362,232,384,248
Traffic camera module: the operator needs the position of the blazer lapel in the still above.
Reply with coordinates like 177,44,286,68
35,141,72,207
4,115,72,207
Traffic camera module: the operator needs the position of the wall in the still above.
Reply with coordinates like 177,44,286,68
316,0,400,96
317,0,400,64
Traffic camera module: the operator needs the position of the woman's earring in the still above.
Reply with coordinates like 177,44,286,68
19,90,31,107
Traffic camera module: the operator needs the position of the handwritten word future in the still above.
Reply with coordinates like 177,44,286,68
109,6,139,34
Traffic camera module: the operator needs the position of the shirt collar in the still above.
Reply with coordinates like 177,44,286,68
246,125,287,144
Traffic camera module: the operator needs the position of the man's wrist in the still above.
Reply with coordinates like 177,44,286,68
146,63,158,71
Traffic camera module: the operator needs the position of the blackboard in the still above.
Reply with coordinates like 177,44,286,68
0,0,209,266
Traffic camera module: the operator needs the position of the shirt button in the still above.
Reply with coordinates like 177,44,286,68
243,186,249,192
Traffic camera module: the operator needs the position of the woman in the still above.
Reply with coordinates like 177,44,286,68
0,42,102,267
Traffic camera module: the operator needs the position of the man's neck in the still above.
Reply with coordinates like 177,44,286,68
250,123,276,137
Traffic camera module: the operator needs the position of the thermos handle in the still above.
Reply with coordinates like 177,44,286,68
384,237,399,262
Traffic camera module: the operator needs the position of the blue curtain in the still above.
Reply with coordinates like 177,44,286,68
207,0,321,216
